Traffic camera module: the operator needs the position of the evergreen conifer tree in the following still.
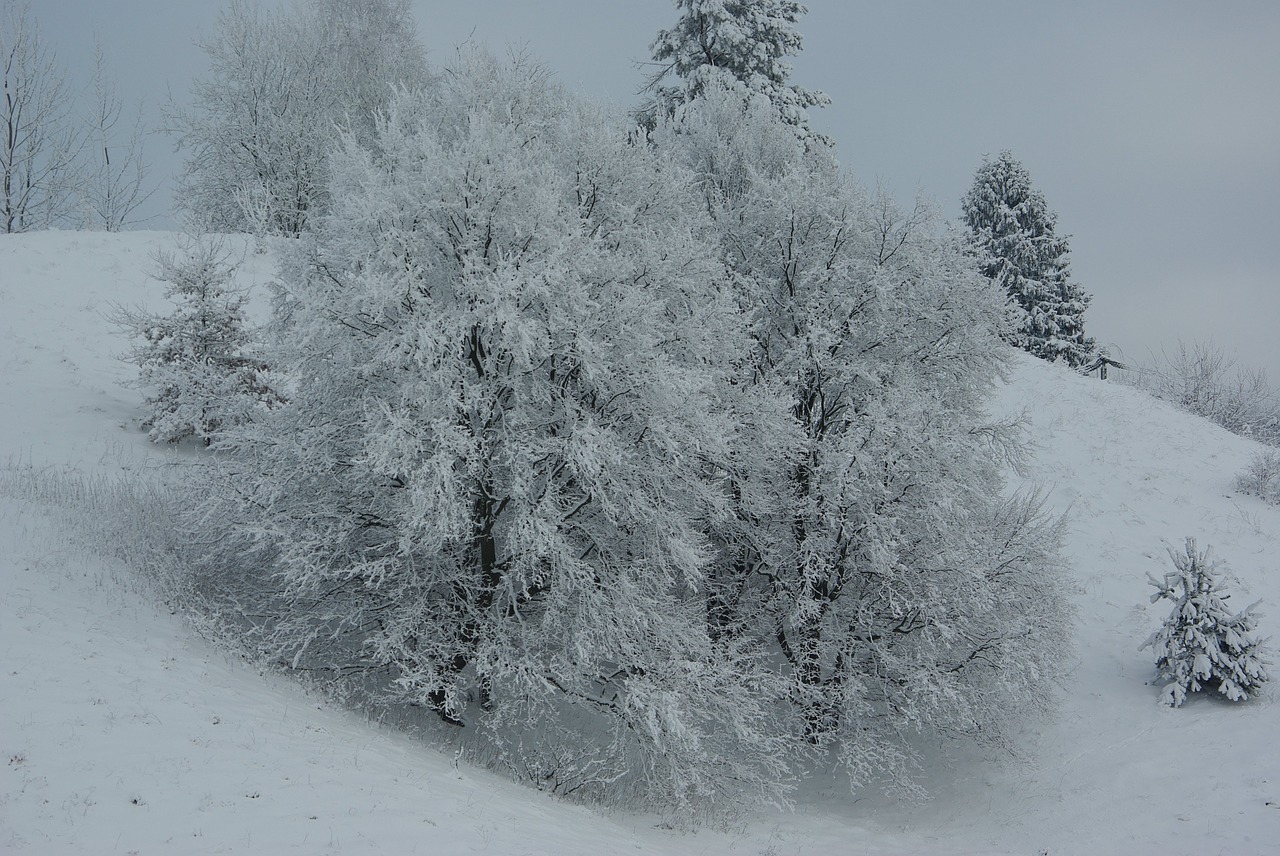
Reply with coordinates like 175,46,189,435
1142,539,1270,707
116,240,280,444
962,151,1094,366
640,0,829,143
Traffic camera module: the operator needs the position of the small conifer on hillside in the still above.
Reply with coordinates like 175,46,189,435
116,240,281,444
1142,538,1270,707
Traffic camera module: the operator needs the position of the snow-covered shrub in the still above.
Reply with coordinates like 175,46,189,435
654,84,1073,794
1127,341,1280,445
115,239,281,444
1236,450,1280,505
1142,539,1270,707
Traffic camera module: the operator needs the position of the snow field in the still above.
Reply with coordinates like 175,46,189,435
2,231,1278,854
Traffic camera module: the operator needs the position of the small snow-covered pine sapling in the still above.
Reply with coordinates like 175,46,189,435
115,239,281,444
1141,538,1270,707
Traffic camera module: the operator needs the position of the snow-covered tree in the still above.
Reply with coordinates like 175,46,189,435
169,0,429,235
1142,539,1270,707
197,52,792,816
166,49,1074,816
654,87,1072,793
1,0,84,232
640,0,828,143
962,151,1094,367
116,239,280,444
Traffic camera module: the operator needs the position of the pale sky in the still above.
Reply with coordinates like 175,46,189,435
30,0,1280,380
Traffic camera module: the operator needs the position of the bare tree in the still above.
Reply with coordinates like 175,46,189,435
1,0,83,232
78,40,153,230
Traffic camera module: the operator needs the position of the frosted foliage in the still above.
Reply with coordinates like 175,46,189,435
962,151,1094,367
643,0,828,142
654,94,1073,794
170,0,428,236
202,52,790,817
176,54,1075,817
1130,340,1280,446
1142,539,1270,707
1236,451,1280,505
116,241,281,444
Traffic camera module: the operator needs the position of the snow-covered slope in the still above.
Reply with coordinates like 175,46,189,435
2,231,1277,855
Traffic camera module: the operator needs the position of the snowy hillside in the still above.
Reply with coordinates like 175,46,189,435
2,231,1278,855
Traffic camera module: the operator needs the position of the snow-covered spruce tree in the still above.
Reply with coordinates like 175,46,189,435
169,0,428,236
1142,539,1270,707
962,151,1094,367
116,239,280,444
654,86,1073,794
639,0,829,144
199,53,792,816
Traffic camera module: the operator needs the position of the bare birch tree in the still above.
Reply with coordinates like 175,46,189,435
1,0,83,232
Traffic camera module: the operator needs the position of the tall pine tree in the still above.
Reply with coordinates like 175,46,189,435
962,151,1094,367
639,0,828,143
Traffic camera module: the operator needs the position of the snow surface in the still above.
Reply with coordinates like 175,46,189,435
2,231,1278,854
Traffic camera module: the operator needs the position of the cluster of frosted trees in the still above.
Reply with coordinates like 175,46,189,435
169,0,429,237
150,2,1074,809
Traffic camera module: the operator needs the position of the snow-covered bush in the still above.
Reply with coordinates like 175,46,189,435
1127,340,1280,446
1236,451,1280,505
653,84,1073,794
115,239,281,444
1142,539,1270,707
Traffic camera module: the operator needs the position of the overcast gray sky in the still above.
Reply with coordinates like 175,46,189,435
32,0,1280,379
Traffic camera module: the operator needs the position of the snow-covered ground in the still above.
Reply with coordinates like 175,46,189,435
2,231,1277,855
